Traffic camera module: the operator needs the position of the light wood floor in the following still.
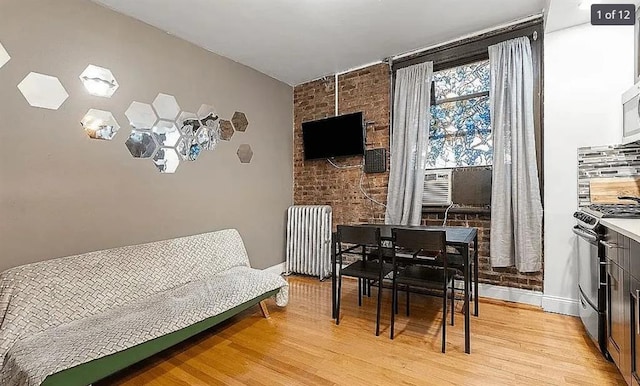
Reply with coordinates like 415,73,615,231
99,276,625,386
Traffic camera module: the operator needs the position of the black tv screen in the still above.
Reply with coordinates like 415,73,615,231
302,112,365,160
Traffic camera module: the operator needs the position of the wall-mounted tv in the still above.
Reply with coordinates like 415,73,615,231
302,112,365,160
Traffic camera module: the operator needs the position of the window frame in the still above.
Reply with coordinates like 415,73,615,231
391,17,544,197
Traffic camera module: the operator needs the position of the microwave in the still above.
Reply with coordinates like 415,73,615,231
623,82,640,144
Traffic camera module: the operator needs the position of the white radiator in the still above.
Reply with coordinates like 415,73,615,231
285,205,332,280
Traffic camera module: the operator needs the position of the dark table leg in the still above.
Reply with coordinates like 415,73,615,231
474,234,479,317
464,244,470,354
331,232,337,319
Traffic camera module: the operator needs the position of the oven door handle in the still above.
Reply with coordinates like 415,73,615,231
600,240,619,249
572,226,598,243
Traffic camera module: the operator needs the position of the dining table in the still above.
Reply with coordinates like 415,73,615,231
330,224,479,354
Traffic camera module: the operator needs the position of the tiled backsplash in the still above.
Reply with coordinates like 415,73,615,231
578,143,640,206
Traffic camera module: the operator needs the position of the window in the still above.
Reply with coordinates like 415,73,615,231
426,60,492,169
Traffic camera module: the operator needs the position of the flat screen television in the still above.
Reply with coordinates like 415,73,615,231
302,112,365,160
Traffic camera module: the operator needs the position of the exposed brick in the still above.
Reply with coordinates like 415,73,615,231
293,63,543,292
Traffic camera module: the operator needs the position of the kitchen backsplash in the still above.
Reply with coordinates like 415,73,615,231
578,143,640,207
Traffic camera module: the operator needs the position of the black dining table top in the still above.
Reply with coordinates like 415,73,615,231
348,224,478,245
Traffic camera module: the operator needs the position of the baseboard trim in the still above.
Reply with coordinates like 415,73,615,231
542,294,579,316
475,282,543,307
263,262,285,276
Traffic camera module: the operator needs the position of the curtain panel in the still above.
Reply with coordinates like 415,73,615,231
489,36,543,272
385,62,433,225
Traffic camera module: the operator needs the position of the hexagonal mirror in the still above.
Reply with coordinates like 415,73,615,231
197,104,218,123
125,102,157,129
206,126,222,151
195,125,221,151
125,130,157,158
79,65,119,98
237,144,253,163
176,111,200,136
17,72,69,110
80,109,120,140
176,136,202,161
219,119,234,141
152,120,181,147
0,42,10,69
231,112,249,132
153,93,180,121
153,147,181,173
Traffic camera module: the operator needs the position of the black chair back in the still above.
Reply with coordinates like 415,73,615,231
391,228,446,257
337,225,380,247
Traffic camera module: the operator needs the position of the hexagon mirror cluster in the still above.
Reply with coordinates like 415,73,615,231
122,96,230,173
79,65,119,98
18,72,69,110
0,42,10,69
81,109,120,140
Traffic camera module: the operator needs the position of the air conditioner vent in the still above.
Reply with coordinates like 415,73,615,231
422,169,452,206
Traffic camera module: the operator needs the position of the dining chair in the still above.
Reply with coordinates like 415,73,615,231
335,225,392,336
389,228,456,353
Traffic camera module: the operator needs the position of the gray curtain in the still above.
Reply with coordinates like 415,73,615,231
489,37,542,272
385,62,433,225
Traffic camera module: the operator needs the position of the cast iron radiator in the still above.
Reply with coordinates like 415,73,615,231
285,205,332,280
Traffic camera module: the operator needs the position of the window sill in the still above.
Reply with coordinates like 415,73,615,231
422,206,490,215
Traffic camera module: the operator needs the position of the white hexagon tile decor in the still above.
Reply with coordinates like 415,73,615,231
125,102,157,129
17,72,69,110
153,93,181,121
79,65,119,98
0,42,10,69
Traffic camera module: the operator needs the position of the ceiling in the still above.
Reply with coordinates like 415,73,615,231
93,0,546,86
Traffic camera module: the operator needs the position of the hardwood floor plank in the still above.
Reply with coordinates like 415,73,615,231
99,276,624,386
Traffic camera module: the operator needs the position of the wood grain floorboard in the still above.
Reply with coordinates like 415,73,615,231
98,276,625,386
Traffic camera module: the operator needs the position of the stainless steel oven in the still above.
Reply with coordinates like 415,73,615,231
573,224,605,354
574,203,640,359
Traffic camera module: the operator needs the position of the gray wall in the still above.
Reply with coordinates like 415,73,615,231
0,0,293,271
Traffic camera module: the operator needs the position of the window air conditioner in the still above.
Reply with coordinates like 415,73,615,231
422,169,452,206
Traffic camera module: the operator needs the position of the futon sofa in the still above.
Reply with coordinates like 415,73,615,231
0,229,288,386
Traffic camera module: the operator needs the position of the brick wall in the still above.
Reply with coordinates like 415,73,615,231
293,63,543,292
293,64,391,226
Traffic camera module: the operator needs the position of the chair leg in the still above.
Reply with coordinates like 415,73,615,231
358,279,362,307
376,276,383,336
391,278,397,339
442,283,447,353
368,279,372,298
406,286,410,316
450,280,455,326
394,286,399,315
336,274,342,325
